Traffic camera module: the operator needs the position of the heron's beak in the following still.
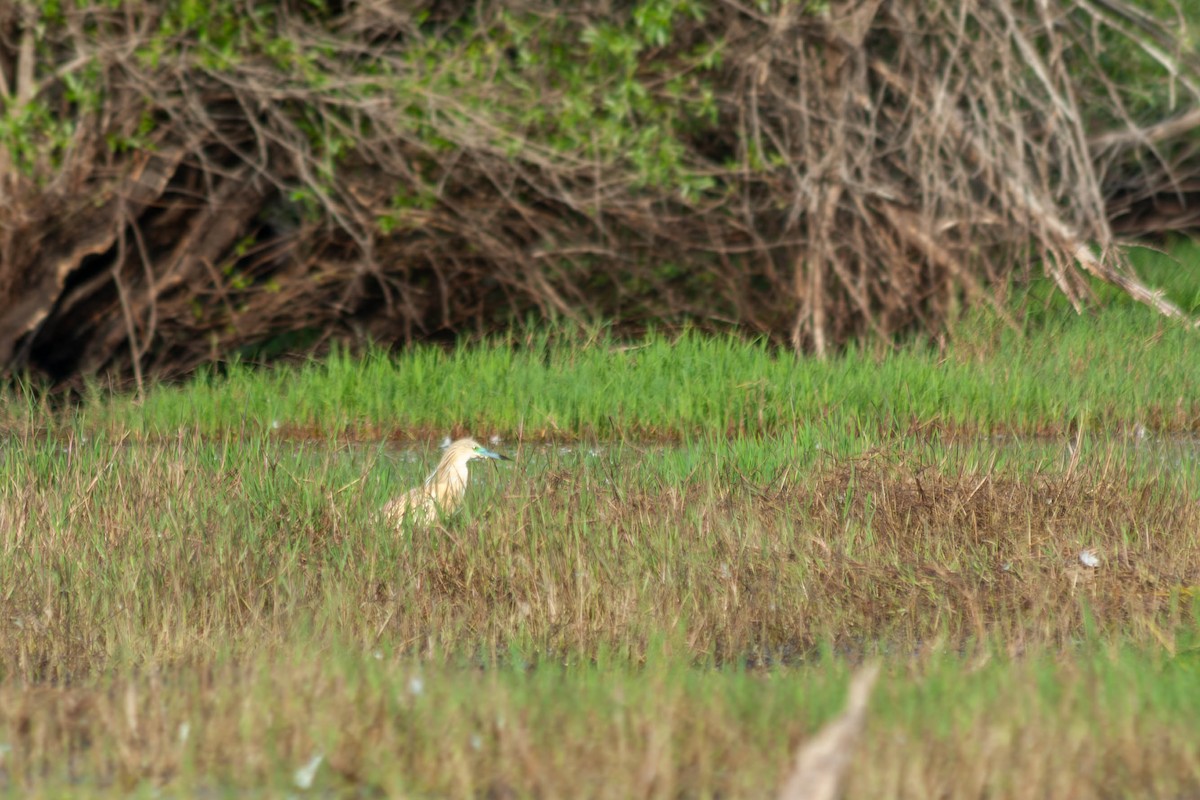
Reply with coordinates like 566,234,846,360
481,448,511,461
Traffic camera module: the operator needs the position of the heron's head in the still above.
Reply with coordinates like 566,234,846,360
446,437,511,463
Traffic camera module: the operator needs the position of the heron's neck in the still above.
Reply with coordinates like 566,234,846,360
428,455,469,501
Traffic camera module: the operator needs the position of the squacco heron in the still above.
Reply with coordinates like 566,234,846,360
383,437,510,526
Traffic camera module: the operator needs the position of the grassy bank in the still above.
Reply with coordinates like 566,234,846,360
13,240,1191,441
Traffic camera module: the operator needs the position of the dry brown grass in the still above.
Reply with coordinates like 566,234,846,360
2,438,1197,673
800,453,1200,652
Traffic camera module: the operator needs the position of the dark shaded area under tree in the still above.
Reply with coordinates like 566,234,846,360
0,0,1197,387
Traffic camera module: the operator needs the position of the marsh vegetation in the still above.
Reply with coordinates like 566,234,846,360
2,0,1199,794
3,246,1200,795
4,427,1200,795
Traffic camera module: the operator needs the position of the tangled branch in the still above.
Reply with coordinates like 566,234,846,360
0,0,1195,383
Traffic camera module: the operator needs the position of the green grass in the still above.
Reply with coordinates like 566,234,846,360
11,239,1189,441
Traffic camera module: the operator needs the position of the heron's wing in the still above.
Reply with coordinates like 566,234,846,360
383,486,436,527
